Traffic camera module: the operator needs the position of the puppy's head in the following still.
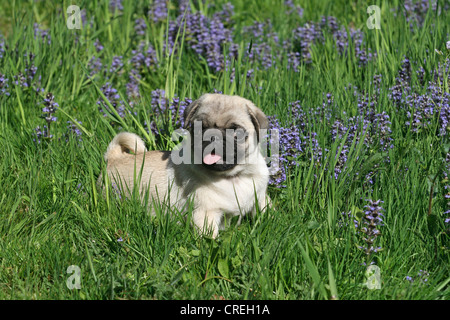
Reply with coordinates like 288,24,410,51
183,93,268,174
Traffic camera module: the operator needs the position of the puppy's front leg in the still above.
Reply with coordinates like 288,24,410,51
192,209,222,239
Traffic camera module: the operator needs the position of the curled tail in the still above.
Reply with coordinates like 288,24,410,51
104,132,147,162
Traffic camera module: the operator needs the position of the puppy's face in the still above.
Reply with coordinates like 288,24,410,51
183,94,268,175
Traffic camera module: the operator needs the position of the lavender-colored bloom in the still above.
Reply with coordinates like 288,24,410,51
290,16,375,67
130,42,158,70
396,0,441,30
14,53,38,88
148,0,168,23
373,112,394,151
80,9,88,27
166,3,235,72
143,91,191,139
126,69,141,102
359,199,384,256
244,21,266,39
170,96,192,128
97,83,127,118
286,51,301,71
406,270,430,284
111,182,122,200
88,56,103,76
134,18,147,36
33,23,51,45
339,211,359,229
109,55,123,74
42,93,58,126
293,21,323,63
109,0,123,12
66,120,83,142
151,89,169,113
94,39,104,52
246,41,275,70
149,89,191,126
267,116,301,187
389,58,450,137
145,120,159,137
0,73,10,96
285,0,304,17
241,20,281,71
14,73,28,87
33,125,52,143
212,2,234,25
0,39,6,59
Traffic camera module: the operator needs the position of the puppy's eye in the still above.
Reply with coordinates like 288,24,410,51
233,128,247,141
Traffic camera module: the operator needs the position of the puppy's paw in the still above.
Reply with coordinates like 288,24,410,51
192,210,221,239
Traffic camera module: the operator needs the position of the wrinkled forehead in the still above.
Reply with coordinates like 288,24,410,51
194,94,254,128
200,93,252,106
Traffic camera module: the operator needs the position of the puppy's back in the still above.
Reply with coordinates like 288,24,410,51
99,132,174,203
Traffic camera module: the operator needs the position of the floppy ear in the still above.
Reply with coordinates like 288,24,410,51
247,104,268,142
183,99,201,129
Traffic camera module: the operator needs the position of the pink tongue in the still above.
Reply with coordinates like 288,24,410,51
203,153,222,165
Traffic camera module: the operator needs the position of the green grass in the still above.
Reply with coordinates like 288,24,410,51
0,0,449,300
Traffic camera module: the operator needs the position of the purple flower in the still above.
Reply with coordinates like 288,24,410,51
359,199,385,256
94,39,104,52
290,16,375,67
293,21,323,63
285,0,304,17
0,73,10,96
88,56,103,76
406,270,430,284
166,4,235,71
42,93,58,126
395,0,441,30
267,116,302,187
14,53,39,88
170,96,192,128
126,69,141,102
130,42,158,70
151,89,169,113
33,23,51,45
148,0,168,23
33,125,52,144
109,55,123,74
389,58,450,137
0,38,6,59
286,51,301,71
97,83,127,118
148,89,192,128
134,18,147,36
109,0,123,12
66,120,83,142
339,211,360,229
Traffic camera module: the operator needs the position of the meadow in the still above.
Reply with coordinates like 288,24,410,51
0,0,449,300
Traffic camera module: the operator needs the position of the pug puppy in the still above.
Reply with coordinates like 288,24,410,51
98,93,270,238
